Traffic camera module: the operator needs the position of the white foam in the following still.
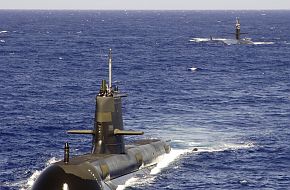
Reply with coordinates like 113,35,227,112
116,141,254,189
22,170,42,189
188,67,197,71
150,149,191,175
187,141,202,146
0,30,8,34
172,139,185,143
190,38,210,42
116,148,190,189
0,40,5,43
196,142,254,153
45,157,59,166
117,175,158,190
116,177,139,190
20,157,60,190
190,37,229,43
253,42,274,45
239,179,248,184
214,38,227,41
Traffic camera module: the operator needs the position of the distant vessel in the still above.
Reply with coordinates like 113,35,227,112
190,18,255,45
32,49,171,190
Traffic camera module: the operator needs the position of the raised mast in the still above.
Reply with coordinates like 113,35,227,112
235,17,241,40
108,48,112,94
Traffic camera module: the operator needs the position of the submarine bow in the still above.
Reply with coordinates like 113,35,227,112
32,163,103,190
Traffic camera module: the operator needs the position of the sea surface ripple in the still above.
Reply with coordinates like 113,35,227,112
0,10,290,189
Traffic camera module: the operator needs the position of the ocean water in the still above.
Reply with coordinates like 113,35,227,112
0,10,290,189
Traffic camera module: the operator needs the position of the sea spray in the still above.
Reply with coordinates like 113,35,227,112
21,157,60,190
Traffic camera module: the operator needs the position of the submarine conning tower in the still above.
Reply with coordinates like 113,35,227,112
67,49,143,154
235,17,241,40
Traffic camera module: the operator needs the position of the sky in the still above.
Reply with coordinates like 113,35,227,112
0,0,290,10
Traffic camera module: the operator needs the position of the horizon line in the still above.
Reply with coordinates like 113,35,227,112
0,8,290,11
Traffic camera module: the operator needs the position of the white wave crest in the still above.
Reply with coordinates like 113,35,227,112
20,157,60,190
190,37,230,44
116,148,190,189
116,140,254,189
196,142,254,153
45,157,59,166
190,38,210,42
188,67,197,71
116,177,141,190
253,42,274,45
150,148,191,175
21,170,42,190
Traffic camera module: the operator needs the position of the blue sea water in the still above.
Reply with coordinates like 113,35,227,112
0,10,290,189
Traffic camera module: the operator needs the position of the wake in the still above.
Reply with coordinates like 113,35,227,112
190,37,275,45
19,141,254,190
117,141,254,189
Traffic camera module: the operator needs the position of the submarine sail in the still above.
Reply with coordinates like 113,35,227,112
32,49,171,190
235,17,241,40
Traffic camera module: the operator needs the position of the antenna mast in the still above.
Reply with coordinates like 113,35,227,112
235,17,241,40
108,48,112,94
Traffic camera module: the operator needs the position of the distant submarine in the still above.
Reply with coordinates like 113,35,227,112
190,18,254,45
32,49,171,190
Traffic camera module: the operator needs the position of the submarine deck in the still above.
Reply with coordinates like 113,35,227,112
57,139,162,165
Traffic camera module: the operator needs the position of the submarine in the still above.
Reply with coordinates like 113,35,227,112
190,18,254,45
32,49,171,190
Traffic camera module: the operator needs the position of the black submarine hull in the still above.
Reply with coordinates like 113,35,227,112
31,49,171,190
32,140,170,190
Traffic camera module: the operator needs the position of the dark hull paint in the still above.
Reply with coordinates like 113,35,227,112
32,140,170,190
